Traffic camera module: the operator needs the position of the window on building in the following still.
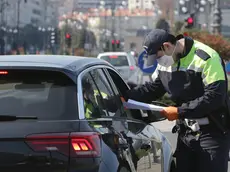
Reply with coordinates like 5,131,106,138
31,18,39,25
32,9,41,16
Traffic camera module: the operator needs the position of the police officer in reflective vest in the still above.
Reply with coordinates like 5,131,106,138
126,29,230,172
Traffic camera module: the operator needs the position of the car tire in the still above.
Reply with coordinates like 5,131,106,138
118,166,131,172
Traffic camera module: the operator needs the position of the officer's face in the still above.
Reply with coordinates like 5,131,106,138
155,42,177,59
83,89,94,101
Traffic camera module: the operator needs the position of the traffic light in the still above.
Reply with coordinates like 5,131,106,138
104,40,110,52
65,33,71,48
111,39,115,51
185,14,194,29
116,40,120,49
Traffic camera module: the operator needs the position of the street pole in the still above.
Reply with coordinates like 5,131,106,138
211,0,222,34
17,0,20,44
119,10,121,40
111,0,115,51
104,9,107,41
0,0,4,25
205,2,211,31
0,0,5,55
192,0,199,28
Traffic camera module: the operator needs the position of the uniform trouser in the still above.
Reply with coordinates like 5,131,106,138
174,126,230,172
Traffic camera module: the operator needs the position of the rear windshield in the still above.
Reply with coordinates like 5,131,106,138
100,55,129,66
0,70,77,120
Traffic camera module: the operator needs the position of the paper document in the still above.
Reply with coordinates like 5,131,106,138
123,99,165,111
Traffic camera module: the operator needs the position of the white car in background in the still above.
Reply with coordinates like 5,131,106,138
97,52,139,84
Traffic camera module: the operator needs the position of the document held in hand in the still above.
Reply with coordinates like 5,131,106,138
123,99,165,111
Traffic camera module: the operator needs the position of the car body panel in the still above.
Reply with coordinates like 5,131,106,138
0,121,80,172
0,55,174,172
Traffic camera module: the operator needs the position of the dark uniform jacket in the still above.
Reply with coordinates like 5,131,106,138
127,35,230,128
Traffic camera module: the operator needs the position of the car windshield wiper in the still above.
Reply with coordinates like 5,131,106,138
0,115,38,121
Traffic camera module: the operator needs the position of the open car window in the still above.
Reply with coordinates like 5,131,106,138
81,68,123,119
105,68,143,120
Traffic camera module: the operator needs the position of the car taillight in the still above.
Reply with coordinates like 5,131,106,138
0,71,8,74
130,66,135,70
109,55,118,58
26,132,101,158
70,132,101,157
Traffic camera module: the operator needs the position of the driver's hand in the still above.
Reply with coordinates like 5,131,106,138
120,97,126,103
161,106,179,121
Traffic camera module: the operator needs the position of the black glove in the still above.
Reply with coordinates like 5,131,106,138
127,81,138,89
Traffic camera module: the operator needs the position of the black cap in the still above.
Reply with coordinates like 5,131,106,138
143,29,169,55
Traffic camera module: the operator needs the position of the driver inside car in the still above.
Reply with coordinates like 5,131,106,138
82,78,119,119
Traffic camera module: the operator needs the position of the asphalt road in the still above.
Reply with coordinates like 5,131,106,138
152,120,230,172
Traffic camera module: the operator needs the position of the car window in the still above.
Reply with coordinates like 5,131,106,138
0,69,77,120
105,68,143,120
100,55,129,66
81,68,122,119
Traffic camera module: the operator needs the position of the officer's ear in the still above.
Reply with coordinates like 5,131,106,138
162,42,171,50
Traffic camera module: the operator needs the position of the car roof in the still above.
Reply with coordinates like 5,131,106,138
97,52,128,58
0,55,112,75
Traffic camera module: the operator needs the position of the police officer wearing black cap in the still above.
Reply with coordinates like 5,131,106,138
126,29,230,172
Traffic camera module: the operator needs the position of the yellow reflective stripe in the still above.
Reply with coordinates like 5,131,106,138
94,90,107,98
85,103,93,118
202,53,225,86
157,64,203,73
187,64,203,72
93,125,103,128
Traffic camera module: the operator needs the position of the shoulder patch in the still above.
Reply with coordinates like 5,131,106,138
195,49,211,61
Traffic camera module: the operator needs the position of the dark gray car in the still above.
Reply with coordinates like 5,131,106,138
0,55,175,172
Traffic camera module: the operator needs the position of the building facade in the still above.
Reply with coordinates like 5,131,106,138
75,0,128,12
128,0,154,10
1,0,59,28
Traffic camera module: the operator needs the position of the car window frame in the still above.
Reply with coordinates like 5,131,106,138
77,65,125,120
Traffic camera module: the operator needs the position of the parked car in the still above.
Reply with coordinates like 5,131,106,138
97,52,139,84
0,55,175,172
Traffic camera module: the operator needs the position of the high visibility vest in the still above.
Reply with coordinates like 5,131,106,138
84,90,108,119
